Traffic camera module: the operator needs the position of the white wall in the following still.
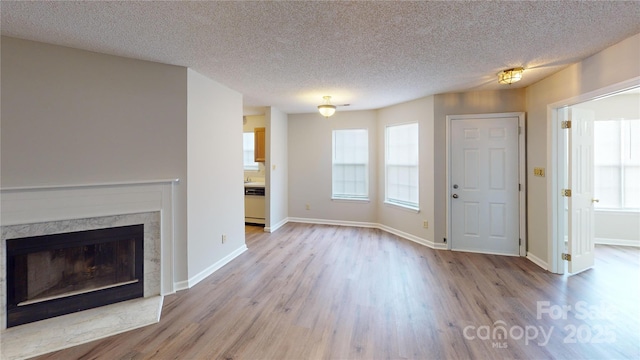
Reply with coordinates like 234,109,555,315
265,107,288,230
0,37,189,283
573,92,640,243
377,96,435,243
573,93,640,120
186,69,245,282
526,33,640,263
595,211,640,244
288,110,378,223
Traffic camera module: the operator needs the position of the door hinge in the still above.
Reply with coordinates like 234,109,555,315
561,189,572,197
519,183,521,191
562,253,571,261
519,238,521,246
561,121,572,129
518,126,522,134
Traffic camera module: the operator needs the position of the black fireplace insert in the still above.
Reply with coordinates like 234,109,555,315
5,224,144,327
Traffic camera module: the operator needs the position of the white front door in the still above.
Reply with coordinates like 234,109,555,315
566,107,596,273
449,115,520,255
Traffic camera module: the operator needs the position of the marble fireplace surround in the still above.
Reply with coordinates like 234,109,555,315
1,180,177,360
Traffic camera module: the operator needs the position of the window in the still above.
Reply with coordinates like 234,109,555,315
594,119,640,210
332,129,368,200
243,132,259,171
385,123,419,210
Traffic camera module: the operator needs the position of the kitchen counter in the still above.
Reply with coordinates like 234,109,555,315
244,182,265,188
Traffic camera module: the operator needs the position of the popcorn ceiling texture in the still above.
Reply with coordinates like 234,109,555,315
2,1,639,113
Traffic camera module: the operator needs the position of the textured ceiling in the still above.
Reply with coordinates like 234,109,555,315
2,1,640,114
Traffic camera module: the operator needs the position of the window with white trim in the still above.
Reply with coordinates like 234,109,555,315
594,118,640,210
243,132,259,171
332,129,369,200
385,123,419,209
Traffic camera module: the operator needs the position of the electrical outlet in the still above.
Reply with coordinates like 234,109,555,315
423,220,429,229
305,204,310,210
222,234,227,244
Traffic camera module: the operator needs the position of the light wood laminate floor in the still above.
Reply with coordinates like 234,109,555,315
35,223,640,359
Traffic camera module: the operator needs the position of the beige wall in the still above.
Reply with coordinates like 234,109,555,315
186,69,244,282
526,33,640,264
433,89,526,245
268,32,640,265
288,110,378,223
287,96,435,243
377,96,435,242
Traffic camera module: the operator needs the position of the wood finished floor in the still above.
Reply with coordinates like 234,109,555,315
35,223,640,360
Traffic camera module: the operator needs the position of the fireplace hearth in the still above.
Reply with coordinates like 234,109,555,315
6,224,144,327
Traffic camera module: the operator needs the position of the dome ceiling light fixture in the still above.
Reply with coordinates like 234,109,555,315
498,67,525,85
317,95,337,118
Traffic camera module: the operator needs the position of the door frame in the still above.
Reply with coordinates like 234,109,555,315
546,76,640,274
446,112,527,256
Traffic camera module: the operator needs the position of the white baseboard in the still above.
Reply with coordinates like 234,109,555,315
595,237,640,247
377,223,438,249
175,244,248,290
526,252,548,270
287,217,441,250
173,280,189,292
288,217,378,229
264,217,288,233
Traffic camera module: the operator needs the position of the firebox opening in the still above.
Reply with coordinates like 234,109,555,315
6,224,144,327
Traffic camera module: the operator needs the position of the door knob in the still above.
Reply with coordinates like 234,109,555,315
592,199,600,203
452,194,459,199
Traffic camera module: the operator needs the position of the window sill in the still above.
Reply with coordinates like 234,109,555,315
594,208,640,214
384,201,420,213
331,197,370,203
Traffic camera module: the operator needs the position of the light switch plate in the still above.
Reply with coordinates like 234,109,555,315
534,167,545,177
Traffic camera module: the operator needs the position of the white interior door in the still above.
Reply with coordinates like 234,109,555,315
566,107,596,273
450,116,520,255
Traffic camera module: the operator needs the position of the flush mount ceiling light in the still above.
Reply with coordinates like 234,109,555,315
317,96,337,118
498,67,524,85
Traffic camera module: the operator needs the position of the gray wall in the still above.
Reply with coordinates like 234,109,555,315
1,37,248,287
1,36,189,282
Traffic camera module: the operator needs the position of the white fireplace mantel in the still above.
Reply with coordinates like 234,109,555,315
1,179,178,295
1,179,178,360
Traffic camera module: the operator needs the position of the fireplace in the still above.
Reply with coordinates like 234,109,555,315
5,224,144,327
1,181,174,360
